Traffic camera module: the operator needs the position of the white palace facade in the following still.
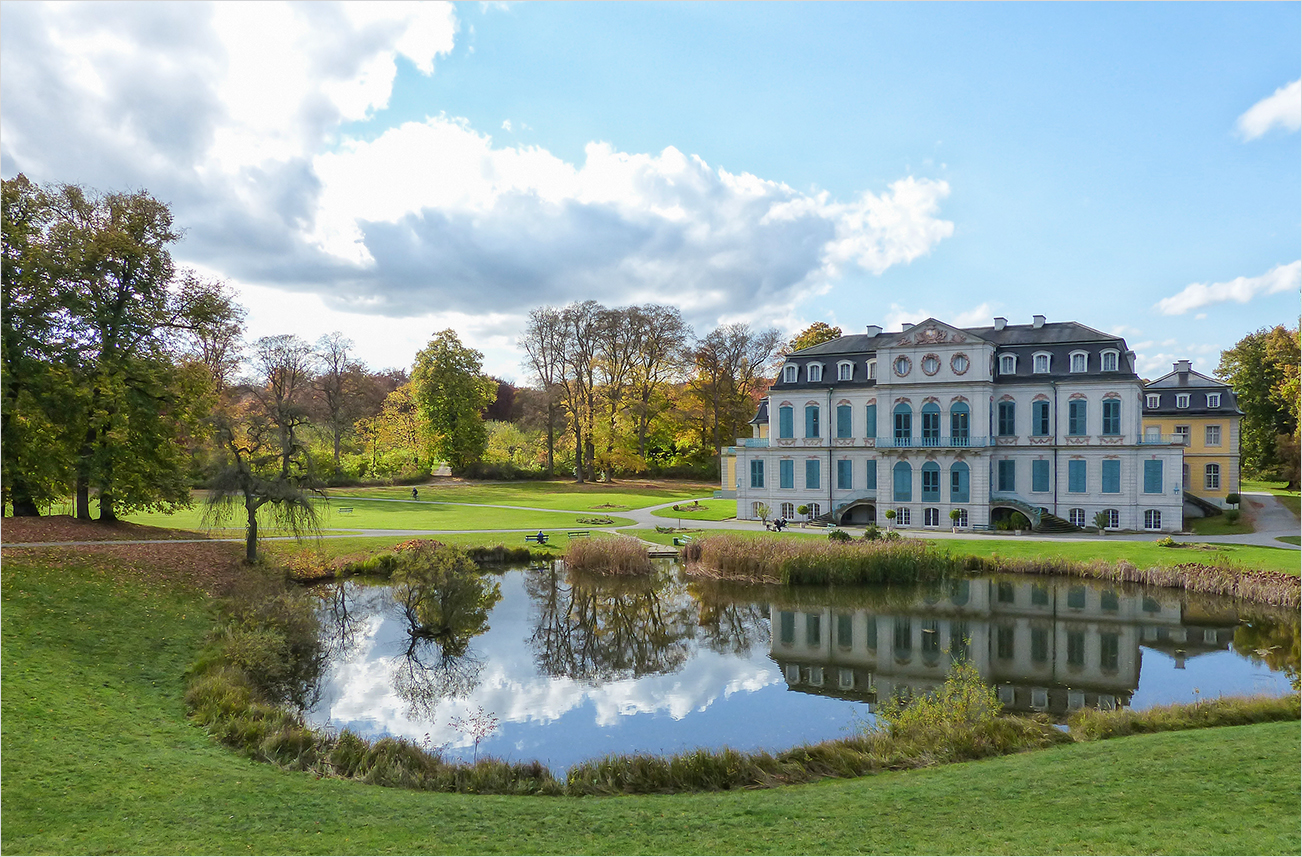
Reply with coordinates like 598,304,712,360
725,316,1186,533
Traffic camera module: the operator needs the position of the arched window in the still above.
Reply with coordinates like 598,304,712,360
805,404,820,438
949,401,970,444
1068,508,1087,527
808,363,823,382
1144,509,1162,530
893,403,912,447
782,365,796,384
921,461,941,501
999,354,1016,375
893,460,912,502
780,502,795,519
923,507,941,526
778,405,794,438
950,461,970,502
921,403,941,446
1102,398,1121,435
836,404,852,438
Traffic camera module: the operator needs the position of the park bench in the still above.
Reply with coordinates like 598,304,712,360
336,507,353,515
524,533,549,545
567,530,591,539
672,535,693,546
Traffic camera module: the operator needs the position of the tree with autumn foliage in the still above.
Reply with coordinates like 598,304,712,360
1217,323,1300,487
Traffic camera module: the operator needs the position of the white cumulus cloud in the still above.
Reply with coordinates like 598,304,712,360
1236,79,1302,141
1154,260,1301,315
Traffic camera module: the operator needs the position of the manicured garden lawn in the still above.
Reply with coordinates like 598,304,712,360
1186,514,1254,536
924,536,1302,575
3,547,1298,855
114,496,632,534
331,478,717,512
649,499,737,521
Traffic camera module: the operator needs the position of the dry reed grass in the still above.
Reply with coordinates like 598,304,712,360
563,535,653,575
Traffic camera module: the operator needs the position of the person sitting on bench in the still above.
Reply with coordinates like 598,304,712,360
536,530,547,544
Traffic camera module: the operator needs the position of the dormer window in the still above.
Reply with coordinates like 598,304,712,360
837,362,853,381
783,365,797,384
867,360,877,380
1032,352,1051,374
999,354,1016,375
1145,394,1160,408
1069,351,1088,373
1176,393,1190,409
808,364,823,383
1101,350,1119,372
1206,393,1221,408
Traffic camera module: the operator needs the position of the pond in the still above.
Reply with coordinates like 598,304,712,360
305,562,1298,773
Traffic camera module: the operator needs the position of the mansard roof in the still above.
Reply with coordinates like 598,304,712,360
1144,367,1242,416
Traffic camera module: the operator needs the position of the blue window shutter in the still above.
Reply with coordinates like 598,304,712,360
779,406,793,438
865,404,877,439
806,459,820,489
837,459,852,489
836,405,851,438
1068,460,1086,493
1032,460,1049,492
865,459,877,489
1143,460,1163,494
1068,401,1087,436
950,463,969,502
780,459,794,488
805,405,819,438
1101,460,1120,493
893,461,912,501
750,459,764,488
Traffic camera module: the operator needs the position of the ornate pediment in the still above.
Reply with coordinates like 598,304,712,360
888,318,978,347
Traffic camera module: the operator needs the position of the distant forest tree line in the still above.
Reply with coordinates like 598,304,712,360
4,176,1296,526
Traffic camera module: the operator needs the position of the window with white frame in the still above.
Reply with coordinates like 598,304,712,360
1206,393,1221,408
867,360,877,380
808,364,822,382
893,356,911,376
1032,352,1051,374
807,502,821,518
896,507,911,526
921,354,941,375
1031,688,1049,709
1174,425,1190,445
1102,508,1119,529
1069,508,1087,527
751,501,767,518
1176,393,1189,408
1205,424,1221,446
780,502,795,519
924,507,940,527
1069,351,1088,373
1101,350,1119,371
1205,463,1220,490
952,508,968,527
783,365,796,383
998,354,1016,374
837,362,853,381
1144,509,1162,530
1145,393,1160,408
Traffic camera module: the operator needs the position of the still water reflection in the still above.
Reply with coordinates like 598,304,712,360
306,564,1297,772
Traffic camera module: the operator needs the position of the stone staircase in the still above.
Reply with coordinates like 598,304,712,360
988,495,1043,528
1035,512,1080,534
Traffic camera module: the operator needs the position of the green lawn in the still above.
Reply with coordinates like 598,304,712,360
2,549,1298,855
649,499,737,521
1186,514,1254,536
331,479,717,512
111,496,633,534
923,536,1302,575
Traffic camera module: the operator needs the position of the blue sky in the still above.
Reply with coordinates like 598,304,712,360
2,2,1298,380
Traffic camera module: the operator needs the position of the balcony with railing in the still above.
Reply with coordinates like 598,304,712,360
1138,434,1187,446
874,436,991,449
735,437,770,447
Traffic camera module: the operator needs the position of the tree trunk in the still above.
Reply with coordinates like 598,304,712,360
75,474,91,520
545,403,555,477
573,424,584,483
97,489,118,522
245,499,259,563
333,429,342,476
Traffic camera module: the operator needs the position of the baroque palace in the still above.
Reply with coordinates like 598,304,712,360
721,316,1240,534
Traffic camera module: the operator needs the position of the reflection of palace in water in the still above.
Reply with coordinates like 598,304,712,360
770,579,1239,716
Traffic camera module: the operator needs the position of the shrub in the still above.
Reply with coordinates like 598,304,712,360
1156,536,1178,547
1224,509,1241,524
862,524,882,541
1093,510,1111,531
1225,492,1241,507
828,529,851,542
564,535,652,575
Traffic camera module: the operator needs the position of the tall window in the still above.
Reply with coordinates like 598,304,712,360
1102,508,1119,529
867,360,877,380
1144,509,1162,530
1070,352,1087,372
999,354,1016,374
808,364,822,383
1068,459,1086,493
1143,459,1163,494
1205,425,1221,446
807,502,821,518
997,401,1016,436
805,405,820,438
1205,463,1220,490
895,507,910,526
865,459,877,489
921,462,940,501
924,507,941,527
778,405,793,438
836,404,852,438
865,403,877,438
950,462,970,502
1100,633,1119,671
780,502,795,519
1102,399,1121,435
1069,508,1087,527
952,508,968,528
1174,425,1190,445
950,402,970,442
921,403,941,445
837,459,853,490
1031,459,1050,493
997,460,1016,492
783,365,796,384
893,403,912,446
1067,400,1087,436
1102,350,1119,371
779,459,794,489
1032,400,1050,436
893,461,912,502
750,459,764,488
805,459,821,490
838,363,852,381
1101,459,1121,493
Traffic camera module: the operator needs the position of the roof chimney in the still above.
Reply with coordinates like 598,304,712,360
900,321,914,331
1032,314,1046,328
1173,359,1191,375
993,317,1007,331
865,324,882,337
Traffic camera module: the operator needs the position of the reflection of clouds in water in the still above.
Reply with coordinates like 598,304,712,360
310,603,781,747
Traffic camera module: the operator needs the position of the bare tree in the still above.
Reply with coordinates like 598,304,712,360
595,306,641,476
314,331,362,476
557,301,602,482
688,323,782,471
520,306,566,477
628,304,691,459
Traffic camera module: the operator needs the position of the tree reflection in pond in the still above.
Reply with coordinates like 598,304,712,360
389,544,502,718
